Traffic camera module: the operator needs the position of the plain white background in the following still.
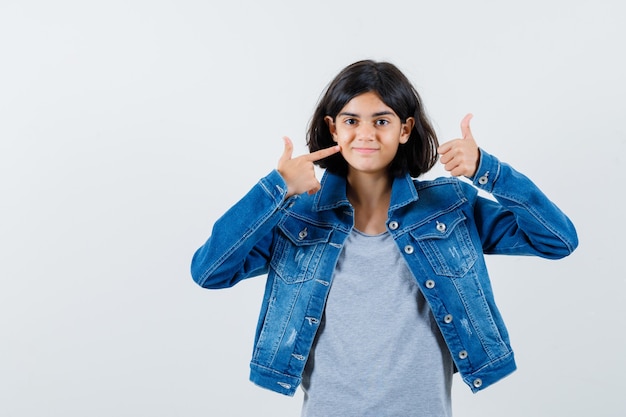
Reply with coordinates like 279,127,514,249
1,0,624,416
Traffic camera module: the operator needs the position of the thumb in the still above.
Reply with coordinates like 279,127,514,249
279,136,293,165
461,113,473,139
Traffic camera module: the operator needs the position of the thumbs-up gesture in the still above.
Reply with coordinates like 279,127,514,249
277,136,341,198
438,113,480,178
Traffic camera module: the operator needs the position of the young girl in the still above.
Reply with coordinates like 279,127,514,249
191,60,578,416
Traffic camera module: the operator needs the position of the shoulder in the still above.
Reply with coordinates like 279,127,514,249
413,176,478,201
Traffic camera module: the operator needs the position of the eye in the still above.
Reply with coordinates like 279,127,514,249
344,118,357,125
375,119,390,126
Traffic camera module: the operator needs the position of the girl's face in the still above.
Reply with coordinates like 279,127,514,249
325,91,414,177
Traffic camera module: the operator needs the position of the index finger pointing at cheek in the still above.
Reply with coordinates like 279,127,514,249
307,145,341,162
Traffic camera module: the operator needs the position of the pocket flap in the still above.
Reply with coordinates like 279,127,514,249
278,216,332,246
410,210,467,240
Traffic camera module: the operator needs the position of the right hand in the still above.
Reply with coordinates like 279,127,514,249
277,136,341,198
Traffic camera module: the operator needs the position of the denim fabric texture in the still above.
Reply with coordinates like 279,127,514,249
191,149,578,396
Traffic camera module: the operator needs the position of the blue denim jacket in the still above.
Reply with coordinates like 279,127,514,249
191,150,578,396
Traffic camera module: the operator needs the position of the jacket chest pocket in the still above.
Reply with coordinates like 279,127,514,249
271,216,333,284
410,210,478,278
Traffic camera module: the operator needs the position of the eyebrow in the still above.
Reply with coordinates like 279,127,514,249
337,111,396,118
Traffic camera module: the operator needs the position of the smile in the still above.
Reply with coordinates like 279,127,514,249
353,147,379,154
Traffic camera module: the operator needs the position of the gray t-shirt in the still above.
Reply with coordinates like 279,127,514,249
301,229,453,417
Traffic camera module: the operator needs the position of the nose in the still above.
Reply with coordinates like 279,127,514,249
356,123,375,141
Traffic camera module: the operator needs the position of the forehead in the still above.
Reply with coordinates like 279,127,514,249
338,91,397,116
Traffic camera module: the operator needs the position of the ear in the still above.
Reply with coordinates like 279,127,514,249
324,116,338,141
400,117,415,144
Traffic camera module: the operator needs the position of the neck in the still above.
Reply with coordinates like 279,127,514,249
346,171,393,235
347,172,392,206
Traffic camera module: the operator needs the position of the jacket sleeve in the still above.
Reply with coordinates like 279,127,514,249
190,170,289,289
468,149,578,259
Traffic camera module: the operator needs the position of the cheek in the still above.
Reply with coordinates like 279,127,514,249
334,134,349,145
335,126,354,139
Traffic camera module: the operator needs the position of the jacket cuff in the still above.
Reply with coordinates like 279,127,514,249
469,148,501,193
259,169,290,206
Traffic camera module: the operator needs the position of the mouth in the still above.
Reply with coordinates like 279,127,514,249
352,147,378,154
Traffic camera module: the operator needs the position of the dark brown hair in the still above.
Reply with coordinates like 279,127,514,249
307,60,439,178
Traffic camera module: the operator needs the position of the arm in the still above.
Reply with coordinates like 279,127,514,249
469,149,578,258
190,170,288,289
191,139,341,289
439,114,578,258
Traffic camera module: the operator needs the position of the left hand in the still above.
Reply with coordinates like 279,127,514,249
438,113,480,177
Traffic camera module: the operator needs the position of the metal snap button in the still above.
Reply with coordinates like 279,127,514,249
436,222,446,233
388,221,399,230
473,378,483,388
444,314,453,324
458,350,468,359
298,228,308,239
425,279,435,289
404,245,414,254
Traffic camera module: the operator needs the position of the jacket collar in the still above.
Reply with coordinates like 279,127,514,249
312,171,419,212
